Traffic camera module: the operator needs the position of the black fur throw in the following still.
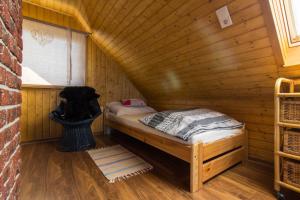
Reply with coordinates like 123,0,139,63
58,86,101,121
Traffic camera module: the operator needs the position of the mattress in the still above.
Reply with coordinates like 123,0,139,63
106,112,244,145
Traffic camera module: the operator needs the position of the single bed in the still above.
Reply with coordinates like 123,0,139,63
105,110,247,192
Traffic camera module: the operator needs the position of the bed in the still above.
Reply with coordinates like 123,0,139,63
104,107,247,192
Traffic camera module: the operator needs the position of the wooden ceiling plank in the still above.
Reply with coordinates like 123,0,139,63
102,0,171,50
127,27,269,77
98,0,129,32
128,46,274,81
107,0,169,53
142,76,277,95
122,1,261,66
93,0,120,31
114,0,237,58
95,0,141,46
126,15,266,72
101,0,155,48
136,71,277,91
103,0,186,52
119,0,260,67
89,0,108,28
23,0,75,16
102,0,154,41
83,0,99,23
136,72,277,92
109,0,201,52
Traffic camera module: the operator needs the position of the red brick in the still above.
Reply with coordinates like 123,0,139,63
0,128,6,150
2,166,10,185
7,1,17,24
0,90,21,106
0,89,9,106
15,47,22,63
0,45,12,69
4,128,11,145
16,34,22,50
0,172,4,199
0,27,9,46
7,34,18,58
14,62,21,76
6,108,19,123
0,67,6,84
0,2,11,32
0,0,21,198
6,71,21,89
10,58,16,73
0,110,7,128
11,91,21,105
0,151,4,174
5,122,19,142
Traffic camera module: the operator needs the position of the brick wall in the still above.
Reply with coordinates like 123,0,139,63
0,0,22,199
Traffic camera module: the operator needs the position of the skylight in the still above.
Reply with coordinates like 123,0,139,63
290,0,300,35
285,0,300,44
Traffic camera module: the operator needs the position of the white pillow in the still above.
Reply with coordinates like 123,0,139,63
121,98,146,107
107,102,156,116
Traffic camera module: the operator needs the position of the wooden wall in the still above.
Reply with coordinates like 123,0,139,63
22,2,85,32
22,0,300,163
86,37,144,134
21,87,63,142
20,3,143,142
80,0,299,163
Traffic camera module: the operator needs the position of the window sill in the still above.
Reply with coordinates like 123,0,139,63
283,63,300,68
22,84,65,89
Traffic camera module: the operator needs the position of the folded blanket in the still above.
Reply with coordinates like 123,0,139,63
139,108,243,141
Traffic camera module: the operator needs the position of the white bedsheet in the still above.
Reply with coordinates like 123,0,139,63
106,112,244,145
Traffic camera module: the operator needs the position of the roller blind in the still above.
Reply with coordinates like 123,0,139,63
22,19,86,86
289,0,300,36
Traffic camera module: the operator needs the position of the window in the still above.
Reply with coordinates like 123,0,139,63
22,19,86,86
283,0,300,45
267,0,300,66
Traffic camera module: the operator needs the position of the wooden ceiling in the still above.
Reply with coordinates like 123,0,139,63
23,0,285,100
22,0,300,163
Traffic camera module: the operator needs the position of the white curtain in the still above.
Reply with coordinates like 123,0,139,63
70,31,86,86
290,0,300,36
22,19,86,86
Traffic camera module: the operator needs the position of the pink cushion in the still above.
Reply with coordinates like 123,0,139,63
121,99,146,107
107,102,155,116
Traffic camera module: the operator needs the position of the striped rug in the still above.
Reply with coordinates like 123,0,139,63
87,145,153,183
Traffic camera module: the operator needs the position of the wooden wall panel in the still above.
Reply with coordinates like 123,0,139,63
82,0,299,163
22,0,300,163
86,37,144,133
20,3,143,142
22,2,85,32
21,88,63,142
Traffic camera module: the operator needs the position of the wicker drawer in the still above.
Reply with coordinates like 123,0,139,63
283,129,300,156
283,159,300,188
281,100,300,123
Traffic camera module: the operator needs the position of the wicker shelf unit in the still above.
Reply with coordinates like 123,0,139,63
275,78,300,196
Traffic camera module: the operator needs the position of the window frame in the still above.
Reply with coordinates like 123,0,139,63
22,18,88,87
282,0,300,47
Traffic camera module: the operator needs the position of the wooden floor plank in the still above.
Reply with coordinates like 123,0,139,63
20,133,299,200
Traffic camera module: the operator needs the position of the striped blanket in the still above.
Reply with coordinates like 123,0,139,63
139,108,243,141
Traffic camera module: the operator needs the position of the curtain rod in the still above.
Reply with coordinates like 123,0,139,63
23,17,92,36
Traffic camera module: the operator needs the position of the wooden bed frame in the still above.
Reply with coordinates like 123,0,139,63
105,116,247,193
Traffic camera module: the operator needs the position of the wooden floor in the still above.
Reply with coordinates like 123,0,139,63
20,132,296,200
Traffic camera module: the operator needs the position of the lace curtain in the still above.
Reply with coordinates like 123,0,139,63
22,19,86,86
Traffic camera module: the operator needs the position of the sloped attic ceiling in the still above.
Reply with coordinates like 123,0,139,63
23,0,300,163
23,0,299,101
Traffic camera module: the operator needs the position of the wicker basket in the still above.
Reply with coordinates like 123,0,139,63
280,100,300,123
283,129,300,156
283,159,300,188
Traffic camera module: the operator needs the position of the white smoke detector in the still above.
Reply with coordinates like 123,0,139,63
216,6,233,29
